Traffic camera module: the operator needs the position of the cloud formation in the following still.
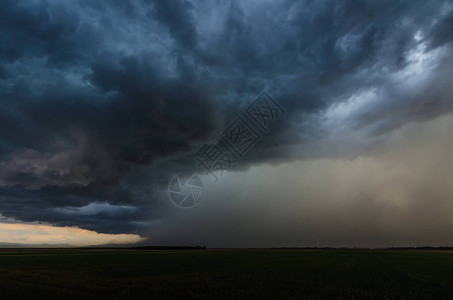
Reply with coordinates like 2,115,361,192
0,0,452,246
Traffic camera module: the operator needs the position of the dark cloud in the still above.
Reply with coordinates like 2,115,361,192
151,0,197,50
428,13,453,49
0,0,452,243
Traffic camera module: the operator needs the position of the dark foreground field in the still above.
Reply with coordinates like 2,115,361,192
1,248,453,299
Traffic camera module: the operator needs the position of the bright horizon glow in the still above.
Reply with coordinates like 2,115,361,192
0,223,146,247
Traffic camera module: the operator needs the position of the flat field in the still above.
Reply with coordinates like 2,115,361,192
1,248,453,299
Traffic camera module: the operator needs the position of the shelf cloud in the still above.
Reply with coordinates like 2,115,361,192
0,0,452,246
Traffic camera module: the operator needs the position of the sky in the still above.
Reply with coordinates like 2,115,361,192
0,0,453,247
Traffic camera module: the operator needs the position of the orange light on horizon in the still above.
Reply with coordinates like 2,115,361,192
0,223,146,246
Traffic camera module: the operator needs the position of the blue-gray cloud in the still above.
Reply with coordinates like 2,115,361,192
0,0,452,238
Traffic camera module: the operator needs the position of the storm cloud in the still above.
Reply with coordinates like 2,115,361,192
0,0,452,246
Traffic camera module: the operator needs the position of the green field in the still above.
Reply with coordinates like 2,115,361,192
1,249,453,299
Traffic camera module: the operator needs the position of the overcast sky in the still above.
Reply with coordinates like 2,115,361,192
0,0,453,247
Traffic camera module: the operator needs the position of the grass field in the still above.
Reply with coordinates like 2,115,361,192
1,248,453,299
